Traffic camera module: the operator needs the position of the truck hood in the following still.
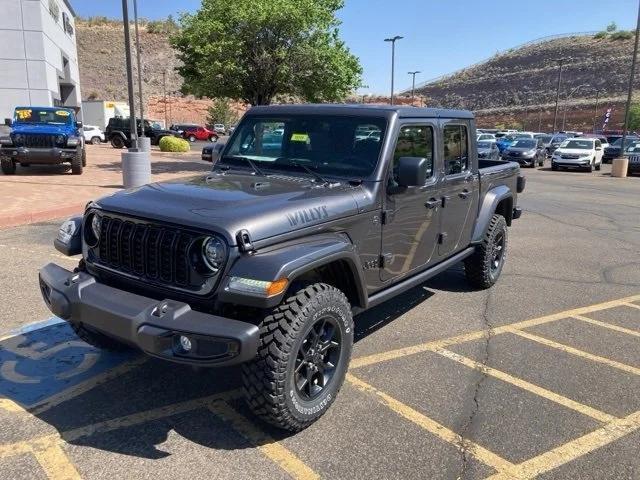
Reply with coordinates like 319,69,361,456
94,172,361,245
11,123,76,135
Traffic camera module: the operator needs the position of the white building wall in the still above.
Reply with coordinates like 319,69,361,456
0,0,80,120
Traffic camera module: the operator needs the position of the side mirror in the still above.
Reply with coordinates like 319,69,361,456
210,143,225,165
75,121,83,128
397,157,429,187
4,118,12,127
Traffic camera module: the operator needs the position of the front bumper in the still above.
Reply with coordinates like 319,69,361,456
0,146,77,164
38,263,259,367
552,158,591,169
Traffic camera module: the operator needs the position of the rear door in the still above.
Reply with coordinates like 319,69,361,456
380,121,442,282
437,121,479,257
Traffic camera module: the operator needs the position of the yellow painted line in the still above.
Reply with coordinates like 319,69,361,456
622,302,640,311
211,401,319,480
485,410,640,480
346,373,516,476
30,436,81,480
506,328,640,377
351,294,640,369
30,356,149,415
0,398,28,413
435,349,616,423
571,315,640,338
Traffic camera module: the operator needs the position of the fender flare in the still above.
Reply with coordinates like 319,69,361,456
471,185,513,244
219,234,367,309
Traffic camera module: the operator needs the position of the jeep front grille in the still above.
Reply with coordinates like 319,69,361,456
96,215,196,288
21,134,58,148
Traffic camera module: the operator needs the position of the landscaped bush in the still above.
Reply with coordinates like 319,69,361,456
593,31,608,39
611,31,634,41
159,136,190,153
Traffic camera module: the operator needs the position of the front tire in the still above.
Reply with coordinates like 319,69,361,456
209,136,217,143
1,158,16,175
90,136,101,145
71,149,83,175
81,148,87,167
242,283,354,432
188,135,196,142
464,214,508,289
111,136,125,149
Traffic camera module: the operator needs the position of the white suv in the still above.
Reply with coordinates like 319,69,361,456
82,125,105,145
551,138,603,172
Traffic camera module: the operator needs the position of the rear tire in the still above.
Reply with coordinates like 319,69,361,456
188,135,196,142
464,214,508,289
71,149,83,175
595,162,601,171
71,322,129,351
91,136,101,145
209,136,217,143
242,283,353,432
1,158,16,175
82,148,87,167
111,136,125,149
551,162,558,171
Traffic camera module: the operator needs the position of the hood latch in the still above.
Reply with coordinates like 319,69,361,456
236,229,254,253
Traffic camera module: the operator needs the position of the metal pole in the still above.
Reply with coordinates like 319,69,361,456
385,36,402,105
537,109,543,132
552,60,563,133
132,0,145,137
562,84,589,131
162,71,167,127
592,90,600,133
408,71,420,106
122,0,137,144
620,0,640,152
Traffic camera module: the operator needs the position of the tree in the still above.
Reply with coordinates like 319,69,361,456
627,103,640,131
171,0,362,105
606,21,617,33
206,98,239,127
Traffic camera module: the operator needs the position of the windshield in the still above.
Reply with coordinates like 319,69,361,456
14,108,72,125
514,133,532,139
612,137,639,147
561,140,593,149
477,141,494,149
538,135,552,143
551,135,568,143
511,140,536,148
222,115,387,178
625,141,640,152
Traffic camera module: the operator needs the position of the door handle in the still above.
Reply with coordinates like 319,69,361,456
425,198,439,209
459,189,471,199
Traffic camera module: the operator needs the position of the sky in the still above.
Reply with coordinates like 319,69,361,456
72,0,639,94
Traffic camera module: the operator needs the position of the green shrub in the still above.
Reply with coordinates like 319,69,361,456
593,31,607,39
611,30,634,41
159,136,190,152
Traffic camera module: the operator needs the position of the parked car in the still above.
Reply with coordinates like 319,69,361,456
0,106,86,175
603,136,639,163
170,123,199,136
551,137,603,172
513,132,535,139
213,123,226,134
496,134,516,153
624,140,640,175
477,133,496,142
578,133,609,151
182,125,219,143
477,140,500,160
546,133,570,157
106,117,178,149
82,125,105,145
228,124,237,135
501,138,545,167
41,104,524,432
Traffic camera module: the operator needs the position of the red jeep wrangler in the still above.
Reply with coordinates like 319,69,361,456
183,125,218,143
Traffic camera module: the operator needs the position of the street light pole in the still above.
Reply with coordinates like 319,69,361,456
132,0,145,139
537,109,543,132
552,60,563,133
620,0,640,153
384,36,403,105
162,70,167,128
121,0,137,144
592,90,600,134
561,83,590,131
408,71,421,106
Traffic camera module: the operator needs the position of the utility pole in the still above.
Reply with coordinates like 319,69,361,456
132,0,145,140
562,84,590,131
592,90,600,133
552,60,563,133
620,0,640,153
122,0,137,144
537,109,543,132
384,36,403,105
408,71,421,106
162,70,167,127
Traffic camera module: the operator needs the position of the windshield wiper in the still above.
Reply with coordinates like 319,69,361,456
221,155,266,176
275,159,331,185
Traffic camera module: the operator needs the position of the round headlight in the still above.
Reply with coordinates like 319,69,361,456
55,135,66,146
13,134,24,145
202,236,226,273
84,212,101,247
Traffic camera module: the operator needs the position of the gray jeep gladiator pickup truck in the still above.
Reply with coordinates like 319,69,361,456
39,104,525,431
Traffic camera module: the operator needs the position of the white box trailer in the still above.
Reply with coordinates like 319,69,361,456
80,100,130,130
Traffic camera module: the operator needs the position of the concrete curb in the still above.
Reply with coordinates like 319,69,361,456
0,202,87,229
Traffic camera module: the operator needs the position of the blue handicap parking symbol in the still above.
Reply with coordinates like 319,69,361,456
0,318,137,407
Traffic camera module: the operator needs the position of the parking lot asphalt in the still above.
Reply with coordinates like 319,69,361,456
0,162,639,480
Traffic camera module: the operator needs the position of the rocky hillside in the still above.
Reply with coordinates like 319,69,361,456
413,32,636,130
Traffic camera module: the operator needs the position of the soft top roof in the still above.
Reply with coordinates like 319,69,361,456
247,104,474,119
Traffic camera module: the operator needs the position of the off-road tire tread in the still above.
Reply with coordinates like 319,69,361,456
242,283,352,432
1,158,16,175
464,214,507,289
71,149,83,175
71,322,129,351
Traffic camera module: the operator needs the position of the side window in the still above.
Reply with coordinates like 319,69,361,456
391,125,434,184
444,125,469,175
595,139,601,148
